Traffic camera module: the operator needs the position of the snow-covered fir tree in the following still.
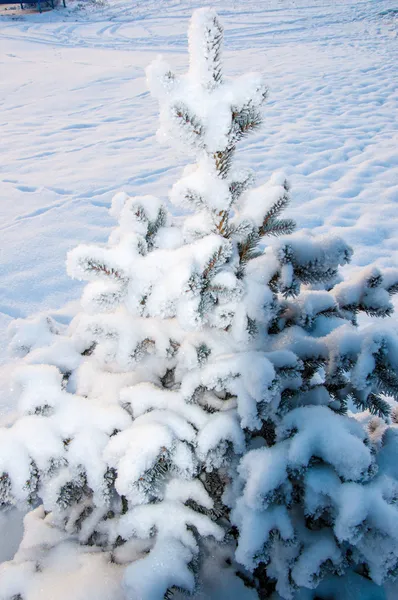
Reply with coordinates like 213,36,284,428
1,8,398,600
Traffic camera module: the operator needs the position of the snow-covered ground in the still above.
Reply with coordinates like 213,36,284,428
0,0,397,376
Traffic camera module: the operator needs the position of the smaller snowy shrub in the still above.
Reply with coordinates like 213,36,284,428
1,8,398,600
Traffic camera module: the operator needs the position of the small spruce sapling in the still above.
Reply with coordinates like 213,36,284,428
1,8,398,600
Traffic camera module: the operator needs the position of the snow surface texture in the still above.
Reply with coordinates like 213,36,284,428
0,1,398,600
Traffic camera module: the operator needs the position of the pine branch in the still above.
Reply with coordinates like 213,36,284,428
57,472,88,510
172,103,204,139
135,450,171,500
203,15,224,88
82,342,96,356
258,190,292,237
254,418,277,447
294,264,338,286
268,272,280,295
279,274,300,298
32,404,53,417
201,470,229,517
229,172,255,204
85,259,125,281
260,218,296,237
341,303,393,319
350,387,391,419
202,247,225,280
131,338,156,362
185,189,206,209
317,307,340,319
267,316,282,335
214,146,234,178
216,210,229,235
198,289,218,318
160,367,176,389
232,105,262,137
162,69,176,88
367,393,391,418
365,306,393,319
331,396,348,415
374,362,398,401
247,316,258,337
225,219,255,242
104,466,117,491
189,9,224,91
121,496,128,515
0,472,13,508
72,505,94,534
302,358,327,382
287,306,339,330
230,96,267,143
196,343,211,366
167,339,180,358
24,461,40,506
238,230,261,266
366,273,383,288
146,206,168,250
186,272,203,295
387,282,398,295
277,388,299,415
